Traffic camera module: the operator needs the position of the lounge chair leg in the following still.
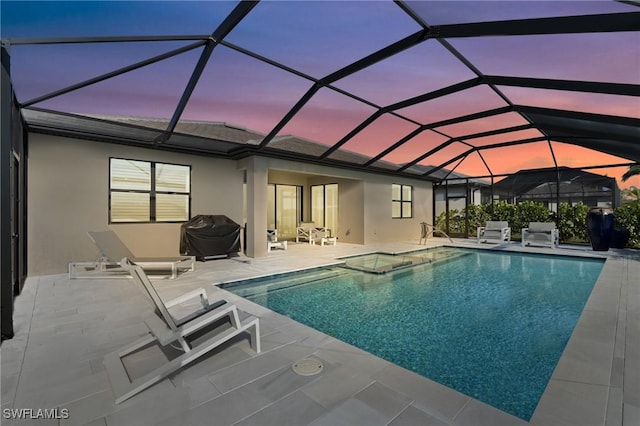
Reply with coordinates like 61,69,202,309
178,337,191,353
249,321,261,353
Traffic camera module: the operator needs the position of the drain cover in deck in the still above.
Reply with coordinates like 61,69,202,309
292,358,324,376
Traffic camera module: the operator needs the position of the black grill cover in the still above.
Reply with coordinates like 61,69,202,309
180,215,241,259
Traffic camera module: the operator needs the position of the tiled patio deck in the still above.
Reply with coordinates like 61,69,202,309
1,239,638,426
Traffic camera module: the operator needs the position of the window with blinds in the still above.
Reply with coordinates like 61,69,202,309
392,183,412,218
109,158,191,223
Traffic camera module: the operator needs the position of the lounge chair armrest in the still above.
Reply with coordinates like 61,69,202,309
165,288,209,309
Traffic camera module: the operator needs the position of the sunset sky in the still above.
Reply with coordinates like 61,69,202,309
2,0,639,188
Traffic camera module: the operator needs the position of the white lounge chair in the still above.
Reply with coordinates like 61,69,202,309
104,258,260,404
522,222,559,249
477,221,511,243
69,230,195,279
267,229,287,252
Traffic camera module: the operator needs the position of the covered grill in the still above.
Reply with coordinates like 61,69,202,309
180,215,241,260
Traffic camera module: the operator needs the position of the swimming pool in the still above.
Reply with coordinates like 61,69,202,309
222,248,604,420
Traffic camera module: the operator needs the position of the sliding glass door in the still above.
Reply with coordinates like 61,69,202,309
311,184,338,236
267,184,302,239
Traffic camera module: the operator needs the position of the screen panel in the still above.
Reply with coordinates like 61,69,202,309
34,46,202,118
404,0,636,26
329,113,419,162
480,141,557,175
333,40,477,106
224,0,421,78
449,32,640,84
397,85,509,125
12,42,202,117
436,112,530,137
180,45,313,135
277,87,376,149
378,130,451,166
499,86,640,118
1,1,236,37
466,128,545,148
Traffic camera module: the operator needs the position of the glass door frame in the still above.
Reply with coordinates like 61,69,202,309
311,183,338,237
267,183,302,239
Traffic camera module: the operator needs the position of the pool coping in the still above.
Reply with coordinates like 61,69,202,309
212,242,633,425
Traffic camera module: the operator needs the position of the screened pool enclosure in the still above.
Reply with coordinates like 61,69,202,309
1,1,639,335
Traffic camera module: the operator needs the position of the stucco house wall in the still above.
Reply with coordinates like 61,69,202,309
27,134,244,275
27,133,433,275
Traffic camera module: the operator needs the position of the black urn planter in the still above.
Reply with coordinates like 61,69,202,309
586,207,614,251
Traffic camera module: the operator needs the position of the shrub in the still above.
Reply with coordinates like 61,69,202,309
491,201,517,224
466,203,491,229
614,201,640,248
513,200,553,232
436,209,465,234
558,202,589,242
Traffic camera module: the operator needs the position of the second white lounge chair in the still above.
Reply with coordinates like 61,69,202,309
477,221,511,243
522,222,559,249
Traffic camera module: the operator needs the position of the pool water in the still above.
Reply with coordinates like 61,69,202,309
222,249,604,420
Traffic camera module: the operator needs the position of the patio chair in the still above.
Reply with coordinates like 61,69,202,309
296,222,329,244
522,222,559,249
104,258,260,404
69,230,195,279
267,229,287,252
309,227,334,246
477,221,511,243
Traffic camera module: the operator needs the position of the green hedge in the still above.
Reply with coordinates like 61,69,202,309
436,201,640,248
614,201,640,248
